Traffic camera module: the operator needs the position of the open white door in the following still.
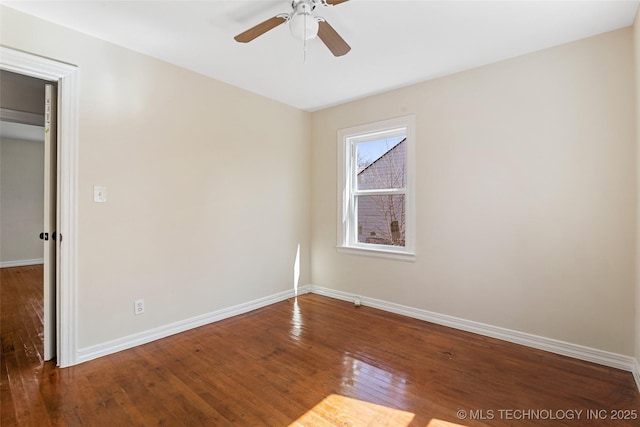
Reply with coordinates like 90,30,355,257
43,84,57,361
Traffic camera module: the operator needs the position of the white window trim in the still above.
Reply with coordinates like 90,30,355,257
337,115,416,261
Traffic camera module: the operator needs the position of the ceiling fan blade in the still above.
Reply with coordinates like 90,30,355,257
234,16,287,43
325,0,350,5
317,20,351,57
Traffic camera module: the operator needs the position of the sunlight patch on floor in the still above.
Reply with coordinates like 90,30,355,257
426,419,468,427
288,394,415,426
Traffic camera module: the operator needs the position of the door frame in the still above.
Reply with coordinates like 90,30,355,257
1,46,79,367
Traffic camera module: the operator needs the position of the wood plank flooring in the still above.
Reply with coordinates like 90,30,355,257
1,265,639,426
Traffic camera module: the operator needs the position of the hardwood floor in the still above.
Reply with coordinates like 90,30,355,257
1,265,639,426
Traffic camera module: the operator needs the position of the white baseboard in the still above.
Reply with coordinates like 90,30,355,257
74,282,640,394
309,285,638,375
76,284,313,364
0,258,44,268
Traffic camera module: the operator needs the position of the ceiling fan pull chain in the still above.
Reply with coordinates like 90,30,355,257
303,12,308,64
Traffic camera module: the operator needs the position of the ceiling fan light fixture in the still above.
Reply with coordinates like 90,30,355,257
234,0,351,57
289,3,319,40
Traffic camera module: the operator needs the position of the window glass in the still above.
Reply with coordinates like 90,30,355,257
356,137,406,190
356,194,405,246
338,115,415,260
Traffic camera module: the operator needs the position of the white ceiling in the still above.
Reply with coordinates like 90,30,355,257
4,0,639,112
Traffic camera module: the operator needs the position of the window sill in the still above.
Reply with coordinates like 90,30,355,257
337,245,416,262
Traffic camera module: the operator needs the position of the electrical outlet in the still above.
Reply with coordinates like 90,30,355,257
134,299,144,315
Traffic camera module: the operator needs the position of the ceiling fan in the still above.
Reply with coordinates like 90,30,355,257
234,0,351,57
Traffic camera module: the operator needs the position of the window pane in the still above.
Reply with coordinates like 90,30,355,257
357,194,405,246
356,137,406,190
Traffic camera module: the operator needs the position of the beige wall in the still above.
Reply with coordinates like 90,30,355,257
0,6,311,349
311,28,636,355
0,137,44,263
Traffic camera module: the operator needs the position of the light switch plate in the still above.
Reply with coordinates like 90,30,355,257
94,186,107,203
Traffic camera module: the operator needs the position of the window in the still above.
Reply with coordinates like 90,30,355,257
338,115,415,260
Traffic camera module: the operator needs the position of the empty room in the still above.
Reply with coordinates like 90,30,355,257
1,1,640,426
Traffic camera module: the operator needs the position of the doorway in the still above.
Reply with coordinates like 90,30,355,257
0,46,79,367
0,70,56,361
